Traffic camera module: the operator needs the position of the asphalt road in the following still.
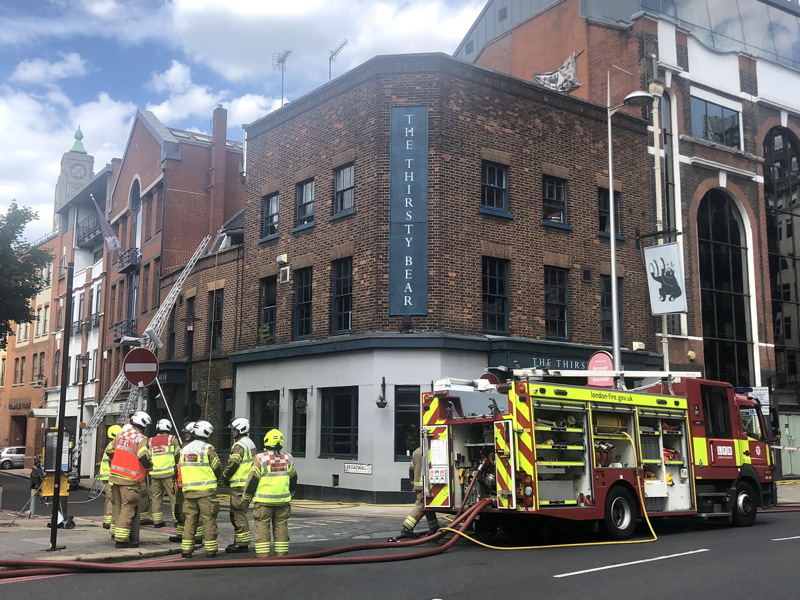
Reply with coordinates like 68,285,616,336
3,470,800,599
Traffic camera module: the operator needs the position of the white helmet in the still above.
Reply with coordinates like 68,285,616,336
229,417,250,435
182,421,196,434
130,411,151,428
156,419,172,433
193,420,213,438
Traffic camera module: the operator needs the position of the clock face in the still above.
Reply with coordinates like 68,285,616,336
70,163,87,179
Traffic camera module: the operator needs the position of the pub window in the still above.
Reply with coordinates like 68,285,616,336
334,164,354,215
262,193,279,238
482,257,509,334
320,386,358,458
395,385,420,461
259,276,277,344
249,390,280,446
296,179,315,226
291,388,308,457
293,267,312,340
543,176,567,224
331,257,352,334
481,161,508,213
545,266,569,340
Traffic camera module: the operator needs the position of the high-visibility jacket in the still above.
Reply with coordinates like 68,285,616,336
227,436,256,488
110,429,148,482
179,439,218,492
149,433,180,479
250,450,295,504
98,440,114,482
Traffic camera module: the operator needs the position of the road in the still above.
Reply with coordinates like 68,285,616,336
3,470,800,599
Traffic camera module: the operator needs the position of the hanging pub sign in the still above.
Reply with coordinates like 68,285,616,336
643,242,687,315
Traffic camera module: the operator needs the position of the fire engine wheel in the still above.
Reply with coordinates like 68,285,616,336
602,486,638,540
731,481,757,527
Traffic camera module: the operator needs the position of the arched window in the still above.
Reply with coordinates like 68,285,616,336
697,189,753,386
764,127,800,394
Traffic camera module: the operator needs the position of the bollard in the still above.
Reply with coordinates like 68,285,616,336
0,485,3,511
29,489,37,519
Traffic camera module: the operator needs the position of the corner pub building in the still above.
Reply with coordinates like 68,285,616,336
231,52,662,502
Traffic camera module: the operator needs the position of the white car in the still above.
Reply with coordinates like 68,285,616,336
0,446,26,469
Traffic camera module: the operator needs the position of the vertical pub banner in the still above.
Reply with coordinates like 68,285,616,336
643,242,687,315
389,106,429,315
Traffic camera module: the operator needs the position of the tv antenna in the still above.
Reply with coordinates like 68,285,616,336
329,39,348,82
273,50,292,107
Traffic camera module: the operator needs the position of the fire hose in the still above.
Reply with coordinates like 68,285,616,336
0,499,493,579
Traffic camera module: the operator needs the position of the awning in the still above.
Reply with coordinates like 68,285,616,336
28,408,58,418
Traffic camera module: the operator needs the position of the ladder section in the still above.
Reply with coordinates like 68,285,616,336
69,235,211,472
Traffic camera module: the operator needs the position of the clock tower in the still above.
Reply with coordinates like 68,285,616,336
53,126,95,222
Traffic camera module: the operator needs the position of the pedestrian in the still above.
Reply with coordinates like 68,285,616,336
222,417,256,554
177,420,222,558
243,429,297,558
98,425,121,530
399,445,440,538
148,419,180,528
108,411,152,548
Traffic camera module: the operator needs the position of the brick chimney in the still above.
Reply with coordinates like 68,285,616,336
209,104,227,235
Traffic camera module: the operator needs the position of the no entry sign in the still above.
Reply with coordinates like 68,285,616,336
123,347,159,387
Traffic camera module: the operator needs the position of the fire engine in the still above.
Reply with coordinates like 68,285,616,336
421,369,776,539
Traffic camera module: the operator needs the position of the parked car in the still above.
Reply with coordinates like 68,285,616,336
0,446,26,469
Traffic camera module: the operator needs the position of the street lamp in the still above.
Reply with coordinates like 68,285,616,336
606,73,654,377
75,353,90,480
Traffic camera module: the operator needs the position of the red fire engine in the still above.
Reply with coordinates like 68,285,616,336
422,370,776,539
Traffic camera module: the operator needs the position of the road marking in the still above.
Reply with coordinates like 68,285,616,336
553,549,710,578
772,535,800,541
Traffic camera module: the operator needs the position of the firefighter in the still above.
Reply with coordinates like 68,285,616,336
222,417,255,553
178,420,222,558
243,429,297,558
108,411,152,548
399,446,440,538
99,424,122,530
148,419,180,528
169,421,200,544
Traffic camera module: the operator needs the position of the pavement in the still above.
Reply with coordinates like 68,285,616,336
2,468,800,567
0,468,413,566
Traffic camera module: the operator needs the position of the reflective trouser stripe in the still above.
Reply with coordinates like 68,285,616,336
274,541,289,554
403,516,418,530
115,527,130,542
204,540,218,554
152,512,163,523
181,539,194,554
255,542,270,556
234,531,251,543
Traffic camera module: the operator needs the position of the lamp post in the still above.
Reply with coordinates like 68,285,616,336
76,353,90,480
606,72,654,377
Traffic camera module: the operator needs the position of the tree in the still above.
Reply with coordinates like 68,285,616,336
0,202,52,350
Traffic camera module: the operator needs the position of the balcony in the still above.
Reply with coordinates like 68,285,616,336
113,319,137,340
85,312,101,330
118,247,141,274
71,320,84,335
76,213,102,248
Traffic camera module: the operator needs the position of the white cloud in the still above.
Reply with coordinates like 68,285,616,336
226,93,281,131
170,0,484,94
148,60,193,95
10,52,87,85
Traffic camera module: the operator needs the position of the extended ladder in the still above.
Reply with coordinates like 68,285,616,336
71,235,211,472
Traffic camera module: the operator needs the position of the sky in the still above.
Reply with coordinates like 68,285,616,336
0,0,484,243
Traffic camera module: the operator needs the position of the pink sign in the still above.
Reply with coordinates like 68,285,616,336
588,351,614,388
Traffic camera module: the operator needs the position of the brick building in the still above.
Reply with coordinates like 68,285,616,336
102,105,245,439
454,0,800,473
233,52,661,501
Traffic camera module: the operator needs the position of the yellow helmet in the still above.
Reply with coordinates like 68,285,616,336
107,425,123,439
263,429,284,449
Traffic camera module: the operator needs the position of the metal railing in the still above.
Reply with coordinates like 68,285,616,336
76,213,101,248
118,247,140,273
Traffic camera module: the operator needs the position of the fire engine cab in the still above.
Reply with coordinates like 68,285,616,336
422,370,776,539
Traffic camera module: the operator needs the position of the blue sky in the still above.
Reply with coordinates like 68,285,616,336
0,0,483,242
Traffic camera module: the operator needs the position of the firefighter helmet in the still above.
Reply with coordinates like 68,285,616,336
263,429,284,449
194,420,213,439
156,419,172,433
229,417,250,435
130,411,151,429
107,424,122,439
182,421,196,434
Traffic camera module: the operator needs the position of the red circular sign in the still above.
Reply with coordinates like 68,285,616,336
123,347,159,387
480,372,500,385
